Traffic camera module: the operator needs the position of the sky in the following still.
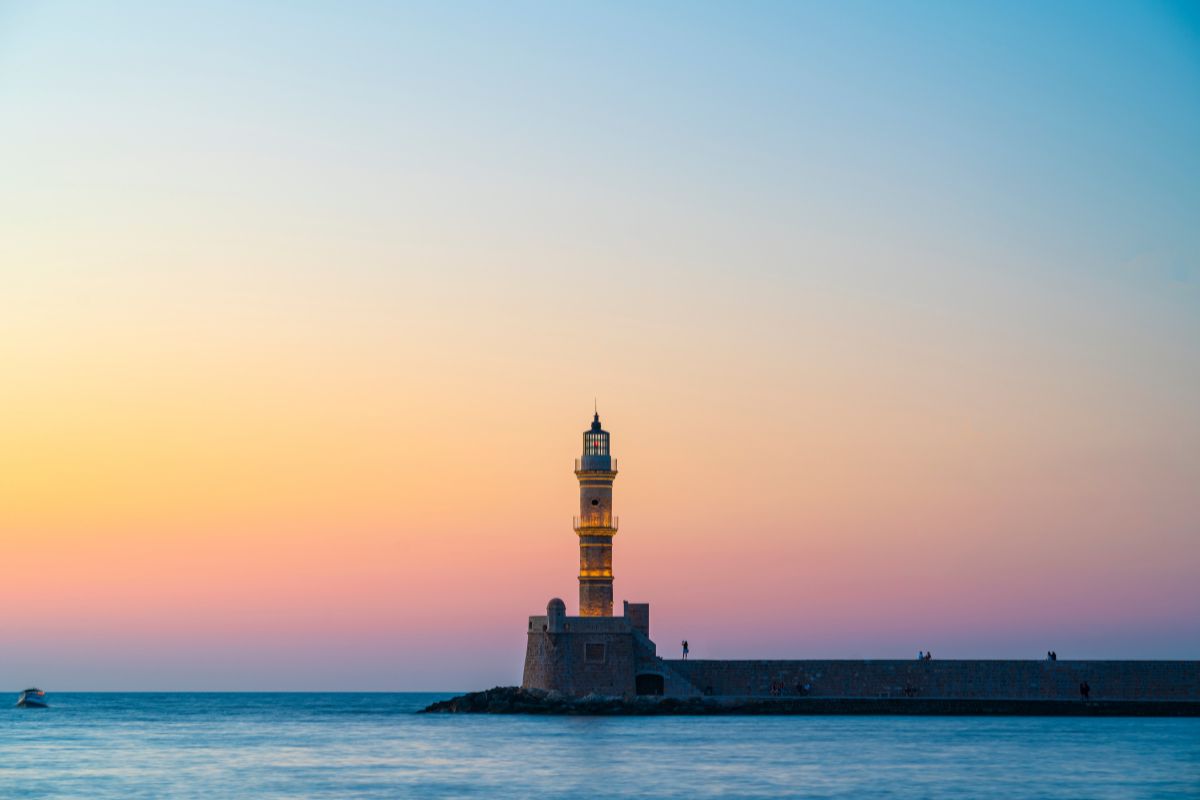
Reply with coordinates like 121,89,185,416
1,1,1198,690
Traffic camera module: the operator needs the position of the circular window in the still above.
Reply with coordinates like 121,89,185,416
591,499,599,506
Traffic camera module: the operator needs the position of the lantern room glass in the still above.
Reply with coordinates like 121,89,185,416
584,432,608,456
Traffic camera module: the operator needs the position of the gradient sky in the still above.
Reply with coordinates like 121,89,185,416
2,1,1198,690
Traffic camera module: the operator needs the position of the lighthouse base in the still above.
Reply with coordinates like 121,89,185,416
522,600,701,699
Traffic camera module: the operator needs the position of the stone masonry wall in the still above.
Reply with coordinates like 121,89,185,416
667,660,1200,700
522,610,1198,701
523,628,637,697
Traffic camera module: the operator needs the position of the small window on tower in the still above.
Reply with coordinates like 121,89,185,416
591,499,599,506
585,643,606,663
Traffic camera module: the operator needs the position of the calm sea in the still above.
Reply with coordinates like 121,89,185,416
1,693,1197,798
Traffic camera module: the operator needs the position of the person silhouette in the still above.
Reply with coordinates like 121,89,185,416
682,640,689,660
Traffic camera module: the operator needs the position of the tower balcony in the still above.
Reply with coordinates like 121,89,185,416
574,515,618,533
575,457,618,473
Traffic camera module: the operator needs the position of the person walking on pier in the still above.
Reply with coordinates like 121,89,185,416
682,640,689,660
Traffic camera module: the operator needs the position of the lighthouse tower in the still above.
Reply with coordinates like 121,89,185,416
575,411,618,616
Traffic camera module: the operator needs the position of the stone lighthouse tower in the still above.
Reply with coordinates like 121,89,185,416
575,411,618,616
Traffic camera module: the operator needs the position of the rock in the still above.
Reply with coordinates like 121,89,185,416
419,689,1200,716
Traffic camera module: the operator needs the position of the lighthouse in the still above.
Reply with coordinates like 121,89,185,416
575,411,618,616
523,412,654,697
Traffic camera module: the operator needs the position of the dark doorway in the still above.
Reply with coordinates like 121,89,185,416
636,673,665,696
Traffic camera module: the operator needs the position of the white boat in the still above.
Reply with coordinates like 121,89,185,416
16,688,48,708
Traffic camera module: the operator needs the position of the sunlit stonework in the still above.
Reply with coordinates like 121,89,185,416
575,412,618,617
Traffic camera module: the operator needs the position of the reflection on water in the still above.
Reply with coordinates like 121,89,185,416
1,693,1197,798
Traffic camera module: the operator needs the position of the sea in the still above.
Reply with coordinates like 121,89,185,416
1,693,1197,798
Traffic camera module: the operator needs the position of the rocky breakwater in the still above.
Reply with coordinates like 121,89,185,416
420,687,1200,716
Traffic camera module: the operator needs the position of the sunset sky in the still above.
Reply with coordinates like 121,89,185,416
2,1,1198,690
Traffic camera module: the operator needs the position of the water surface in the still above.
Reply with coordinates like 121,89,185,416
2,693,1196,798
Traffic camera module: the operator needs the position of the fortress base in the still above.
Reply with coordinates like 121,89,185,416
522,601,1199,703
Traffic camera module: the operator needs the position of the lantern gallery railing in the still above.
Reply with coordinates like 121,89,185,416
574,458,618,472
573,516,619,531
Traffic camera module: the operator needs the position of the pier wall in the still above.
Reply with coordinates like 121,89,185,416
666,659,1200,701
521,604,1197,701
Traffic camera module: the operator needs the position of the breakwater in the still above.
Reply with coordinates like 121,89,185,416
421,686,1200,716
664,660,1199,701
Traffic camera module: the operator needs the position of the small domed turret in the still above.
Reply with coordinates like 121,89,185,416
547,598,567,632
